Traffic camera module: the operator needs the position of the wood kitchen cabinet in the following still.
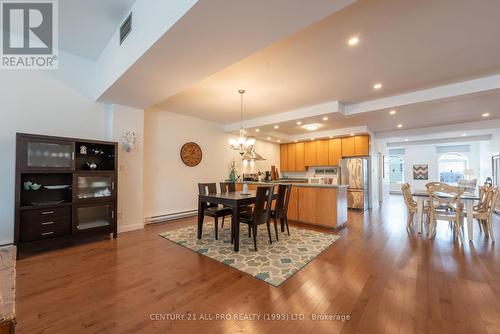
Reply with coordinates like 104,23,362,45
286,187,299,221
341,136,355,157
304,141,317,166
298,187,317,223
280,144,288,171
295,142,305,171
316,139,329,166
287,143,296,171
354,135,370,156
328,138,342,166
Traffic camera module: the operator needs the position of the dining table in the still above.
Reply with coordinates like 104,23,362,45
198,189,276,252
412,190,480,241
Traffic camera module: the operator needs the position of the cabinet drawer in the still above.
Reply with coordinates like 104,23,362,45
20,216,71,243
21,206,71,221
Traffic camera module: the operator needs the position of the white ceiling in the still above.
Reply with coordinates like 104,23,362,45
245,90,500,139
155,0,500,126
59,0,136,60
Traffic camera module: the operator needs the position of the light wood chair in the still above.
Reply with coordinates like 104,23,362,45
474,186,499,242
427,183,465,244
401,183,417,229
474,184,491,232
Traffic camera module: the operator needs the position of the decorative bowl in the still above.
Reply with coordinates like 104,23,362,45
30,183,42,190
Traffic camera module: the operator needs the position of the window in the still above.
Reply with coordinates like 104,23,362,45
438,153,468,184
388,155,404,183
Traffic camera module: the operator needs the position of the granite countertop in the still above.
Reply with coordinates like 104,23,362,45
0,245,15,322
238,181,349,188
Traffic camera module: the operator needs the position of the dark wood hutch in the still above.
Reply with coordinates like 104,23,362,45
14,133,118,258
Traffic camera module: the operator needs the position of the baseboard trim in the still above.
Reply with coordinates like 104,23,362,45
118,223,144,233
146,210,198,224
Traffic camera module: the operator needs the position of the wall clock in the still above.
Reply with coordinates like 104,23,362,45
180,142,202,167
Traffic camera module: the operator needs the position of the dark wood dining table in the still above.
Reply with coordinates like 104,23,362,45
198,189,275,252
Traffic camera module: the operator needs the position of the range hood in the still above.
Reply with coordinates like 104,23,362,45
242,147,265,161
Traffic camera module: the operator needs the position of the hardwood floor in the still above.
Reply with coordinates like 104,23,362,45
16,195,500,334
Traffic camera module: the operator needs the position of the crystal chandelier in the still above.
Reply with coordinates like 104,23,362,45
228,89,256,155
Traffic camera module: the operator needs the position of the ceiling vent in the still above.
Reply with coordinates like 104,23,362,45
120,13,132,45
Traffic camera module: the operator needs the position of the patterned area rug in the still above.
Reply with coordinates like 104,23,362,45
160,223,339,287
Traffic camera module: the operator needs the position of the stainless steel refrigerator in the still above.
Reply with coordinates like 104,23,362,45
340,157,370,211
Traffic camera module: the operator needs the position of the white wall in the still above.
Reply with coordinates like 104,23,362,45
0,70,108,244
143,108,280,218
106,104,145,232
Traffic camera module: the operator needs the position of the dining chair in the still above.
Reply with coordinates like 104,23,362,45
427,183,465,243
474,186,498,242
219,181,236,192
198,183,232,240
270,184,292,240
239,185,274,251
474,184,491,232
401,183,418,229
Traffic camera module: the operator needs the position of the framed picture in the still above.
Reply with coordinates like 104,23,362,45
413,164,428,180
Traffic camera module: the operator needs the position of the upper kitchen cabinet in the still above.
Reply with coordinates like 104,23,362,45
287,143,296,172
18,134,75,171
328,138,342,166
295,142,305,171
280,144,288,171
341,137,355,157
354,135,370,156
316,140,329,166
304,141,317,166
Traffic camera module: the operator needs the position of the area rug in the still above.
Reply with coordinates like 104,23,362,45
159,223,339,287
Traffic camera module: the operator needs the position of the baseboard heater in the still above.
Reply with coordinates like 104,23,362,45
146,210,198,224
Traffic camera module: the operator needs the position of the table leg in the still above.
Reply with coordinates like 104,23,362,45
197,198,206,239
417,197,424,234
232,205,240,252
466,199,473,241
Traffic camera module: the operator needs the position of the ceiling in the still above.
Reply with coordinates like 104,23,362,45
59,0,136,60
245,89,500,140
155,0,500,125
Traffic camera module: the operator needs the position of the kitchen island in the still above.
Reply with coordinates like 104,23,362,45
236,182,348,230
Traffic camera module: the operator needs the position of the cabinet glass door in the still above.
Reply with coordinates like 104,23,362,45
75,204,113,231
25,140,74,169
76,175,114,200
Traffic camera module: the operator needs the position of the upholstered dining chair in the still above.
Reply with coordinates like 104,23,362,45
474,186,499,242
401,183,418,229
270,184,292,240
198,183,232,240
427,183,465,244
239,185,274,251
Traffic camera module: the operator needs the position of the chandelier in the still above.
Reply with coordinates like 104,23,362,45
228,89,256,155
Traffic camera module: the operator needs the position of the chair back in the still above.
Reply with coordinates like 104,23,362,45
401,183,416,208
457,179,477,194
425,182,445,190
274,184,292,219
477,184,492,211
198,183,218,207
253,185,274,226
427,183,464,221
485,186,499,215
220,182,236,193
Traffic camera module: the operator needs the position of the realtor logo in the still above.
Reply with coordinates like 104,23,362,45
1,0,58,69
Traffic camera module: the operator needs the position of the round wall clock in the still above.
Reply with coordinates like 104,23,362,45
180,142,203,167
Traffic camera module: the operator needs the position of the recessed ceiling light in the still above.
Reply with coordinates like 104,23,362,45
267,137,271,140
294,139,298,143
404,138,409,142
277,139,281,143
482,113,490,117
350,133,355,136
274,125,279,129
397,124,403,128
322,117,329,121
348,36,360,46
373,83,383,90
255,129,260,132
462,133,467,137
310,138,315,141
303,123,320,131
329,136,333,139
389,110,397,115
297,121,302,125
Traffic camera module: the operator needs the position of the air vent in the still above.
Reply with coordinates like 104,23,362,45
120,13,132,45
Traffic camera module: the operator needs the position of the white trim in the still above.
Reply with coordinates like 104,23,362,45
118,223,144,233
146,210,198,224
387,135,492,147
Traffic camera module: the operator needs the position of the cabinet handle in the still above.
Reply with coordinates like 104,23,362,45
111,182,115,190
41,211,54,215
72,152,75,160
112,210,115,219
41,232,54,236
41,221,54,225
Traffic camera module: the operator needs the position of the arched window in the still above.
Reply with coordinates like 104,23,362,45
438,153,468,184
388,155,404,183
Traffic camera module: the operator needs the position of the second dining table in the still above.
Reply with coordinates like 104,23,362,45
198,189,277,252
412,190,480,241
